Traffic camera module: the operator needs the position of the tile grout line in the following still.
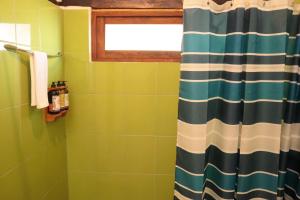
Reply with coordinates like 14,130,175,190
0,103,28,112
68,170,174,176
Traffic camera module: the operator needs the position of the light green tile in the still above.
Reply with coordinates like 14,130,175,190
0,167,26,200
155,175,175,200
0,53,23,109
156,137,177,174
65,94,98,133
157,63,180,95
156,95,178,136
42,180,69,200
108,136,156,174
63,9,89,54
121,62,157,95
14,0,42,11
39,8,63,54
64,54,92,94
110,173,155,200
93,95,125,134
69,172,155,200
68,172,112,200
93,62,157,95
21,154,49,200
19,105,48,160
18,56,31,105
0,0,14,21
93,62,124,95
44,119,67,183
45,136,68,189
122,95,157,134
0,151,63,200
0,107,21,176
45,118,66,146
48,57,64,83
67,133,110,172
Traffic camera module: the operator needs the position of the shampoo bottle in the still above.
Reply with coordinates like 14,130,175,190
63,81,69,110
48,82,60,114
57,81,65,110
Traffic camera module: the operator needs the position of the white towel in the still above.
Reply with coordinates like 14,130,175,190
29,51,49,109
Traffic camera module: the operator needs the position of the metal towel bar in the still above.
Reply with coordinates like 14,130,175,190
4,44,62,58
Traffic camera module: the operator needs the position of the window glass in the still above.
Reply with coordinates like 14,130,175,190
105,24,183,51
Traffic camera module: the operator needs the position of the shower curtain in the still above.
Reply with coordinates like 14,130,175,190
175,0,300,199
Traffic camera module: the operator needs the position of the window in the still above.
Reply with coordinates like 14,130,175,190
91,9,183,62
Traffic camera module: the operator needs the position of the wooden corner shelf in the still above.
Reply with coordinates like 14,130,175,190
44,109,68,122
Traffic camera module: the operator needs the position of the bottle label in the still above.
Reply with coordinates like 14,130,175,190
60,92,65,108
65,94,69,107
52,96,60,111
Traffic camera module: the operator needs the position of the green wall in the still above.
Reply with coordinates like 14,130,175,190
0,1,68,200
0,3,179,200
64,9,180,200
4,1,300,200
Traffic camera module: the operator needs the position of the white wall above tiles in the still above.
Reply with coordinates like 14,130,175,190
0,23,31,50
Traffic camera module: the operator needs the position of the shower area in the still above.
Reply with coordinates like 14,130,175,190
1,0,300,200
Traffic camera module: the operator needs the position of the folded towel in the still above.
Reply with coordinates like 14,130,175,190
29,51,49,109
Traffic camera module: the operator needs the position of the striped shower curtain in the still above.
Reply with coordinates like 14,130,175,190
175,0,300,199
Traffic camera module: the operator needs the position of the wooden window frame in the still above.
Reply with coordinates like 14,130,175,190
91,9,183,62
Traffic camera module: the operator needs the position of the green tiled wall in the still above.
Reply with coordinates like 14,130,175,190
0,1,68,200
64,9,180,200
4,1,300,200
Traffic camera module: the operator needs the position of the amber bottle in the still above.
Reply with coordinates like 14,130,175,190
48,82,60,114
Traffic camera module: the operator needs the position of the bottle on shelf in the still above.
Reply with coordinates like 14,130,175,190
48,82,60,114
62,81,69,110
57,81,65,110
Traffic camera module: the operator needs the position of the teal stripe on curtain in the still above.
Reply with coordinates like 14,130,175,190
204,164,236,191
180,81,300,102
278,172,286,189
180,81,287,101
237,173,278,193
175,167,204,191
175,1,300,200
183,34,289,54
